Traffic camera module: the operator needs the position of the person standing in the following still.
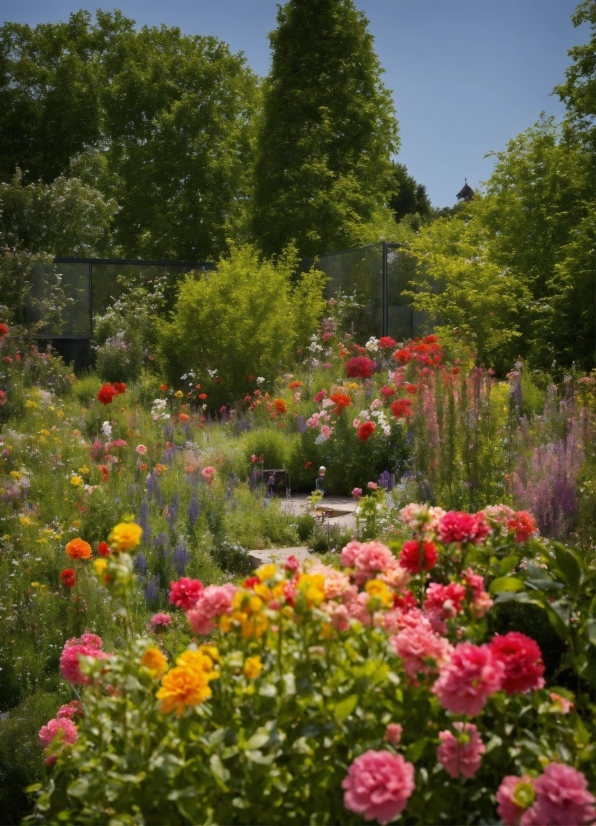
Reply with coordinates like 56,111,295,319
315,466,327,496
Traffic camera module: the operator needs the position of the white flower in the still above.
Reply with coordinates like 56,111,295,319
256,377,265,385
101,421,112,438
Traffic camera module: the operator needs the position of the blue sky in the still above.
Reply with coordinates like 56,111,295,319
2,0,587,206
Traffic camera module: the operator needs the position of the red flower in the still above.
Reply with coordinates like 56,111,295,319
379,385,395,398
438,511,489,544
404,383,418,395
304,461,312,468
390,398,413,418
169,577,204,610
330,391,352,414
399,540,438,573
488,632,545,694
288,380,303,389
60,568,76,589
97,384,117,405
198,393,208,400
393,348,413,365
243,576,260,589
0,323,9,338
346,356,375,379
97,541,110,557
113,382,126,395
273,398,287,414
507,511,537,543
378,336,397,350
160,384,168,391
357,421,375,442
98,464,109,483
314,389,327,403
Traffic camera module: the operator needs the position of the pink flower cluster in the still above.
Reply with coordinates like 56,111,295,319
342,750,415,824
340,540,407,585
438,511,490,544
38,717,78,749
488,632,545,694
437,722,485,778
424,581,466,633
186,583,237,635
432,642,504,716
150,612,172,629
462,567,493,618
169,577,204,610
497,763,596,826
391,621,453,679
59,633,112,685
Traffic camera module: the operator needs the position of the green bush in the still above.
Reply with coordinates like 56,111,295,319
242,428,290,472
72,372,102,405
157,244,326,407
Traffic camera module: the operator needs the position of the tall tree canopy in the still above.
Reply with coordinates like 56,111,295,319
0,11,259,260
388,162,432,223
251,0,399,258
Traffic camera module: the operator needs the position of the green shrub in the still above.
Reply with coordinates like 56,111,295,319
95,333,144,383
72,372,102,405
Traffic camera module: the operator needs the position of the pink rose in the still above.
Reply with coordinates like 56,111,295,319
391,625,453,679
496,775,535,826
342,750,415,824
437,723,485,778
169,577,204,610
186,583,236,635
526,763,596,826
432,642,504,716
135,444,148,455
56,700,82,719
39,717,78,748
384,723,403,746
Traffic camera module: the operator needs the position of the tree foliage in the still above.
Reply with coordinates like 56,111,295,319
388,162,432,223
251,0,399,258
555,0,596,146
0,11,259,261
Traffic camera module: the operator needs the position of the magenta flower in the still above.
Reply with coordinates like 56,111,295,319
438,511,489,544
342,750,415,824
150,612,172,629
169,577,204,610
527,763,596,826
351,487,362,500
496,775,535,825
437,723,485,778
59,635,111,685
488,632,545,694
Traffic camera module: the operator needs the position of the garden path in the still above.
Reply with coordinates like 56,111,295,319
247,495,357,567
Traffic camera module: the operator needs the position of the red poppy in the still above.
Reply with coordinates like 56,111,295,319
60,568,76,589
160,384,168,391
97,384,117,405
330,391,351,414
0,323,9,338
198,393,208,400
97,541,110,557
113,382,127,395
390,398,413,418
346,356,375,379
357,421,376,442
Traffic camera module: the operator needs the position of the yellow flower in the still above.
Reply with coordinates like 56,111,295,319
108,522,142,552
219,615,232,633
78,466,90,475
141,647,168,679
174,390,184,398
365,579,394,607
31,582,41,588
57,411,64,418
156,665,213,715
40,429,50,437
199,644,219,661
70,475,83,487
10,471,23,480
24,400,39,410
255,563,276,582
176,649,217,674
93,559,108,575
19,515,32,526
297,573,326,607
243,656,263,680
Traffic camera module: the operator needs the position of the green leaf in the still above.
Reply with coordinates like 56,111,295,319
67,779,89,799
246,730,270,751
545,602,572,643
499,555,520,575
405,738,427,763
210,754,230,784
551,542,583,593
489,576,525,594
585,619,596,646
334,694,358,723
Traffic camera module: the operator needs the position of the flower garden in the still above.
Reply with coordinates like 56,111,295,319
0,309,595,826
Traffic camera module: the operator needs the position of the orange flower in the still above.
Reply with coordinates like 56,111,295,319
273,398,287,414
65,538,92,560
141,647,168,679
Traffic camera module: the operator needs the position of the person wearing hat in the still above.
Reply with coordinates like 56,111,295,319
315,466,327,496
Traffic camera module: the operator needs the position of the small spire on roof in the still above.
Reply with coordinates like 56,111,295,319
457,179,474,202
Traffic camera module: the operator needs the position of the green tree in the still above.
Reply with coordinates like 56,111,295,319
555,0,596,146
157,244,327,405
404,210,530,373
0,11,259,261
388,161,432,223
0,170,116,255
251,0,399,258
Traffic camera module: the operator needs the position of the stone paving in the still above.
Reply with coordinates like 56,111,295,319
247,494,357,567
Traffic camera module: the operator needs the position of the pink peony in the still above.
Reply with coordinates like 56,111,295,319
340,540,363,567
351,487,363,500
38,717,78,748
320,424,333,439
384,723,403,746
432,642,504,716
135,444,148,455
496,775,535,826
341,541,397,581
367,481,378,490
343,750,415,824
438,511,490,544
399,540,438,573
488,632,545,694
186,583,236,635
150,612,172,629
391,625,453,678
169,577,204,610
525,763,596,826
437,723,485,778
59,634,111,685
